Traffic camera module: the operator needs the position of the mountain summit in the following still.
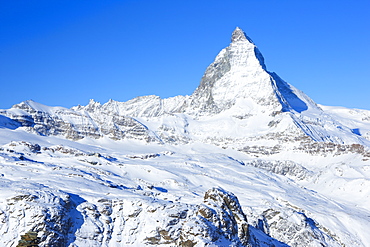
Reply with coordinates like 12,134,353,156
191,26,315,117
231,26,250,42
190,27,270,113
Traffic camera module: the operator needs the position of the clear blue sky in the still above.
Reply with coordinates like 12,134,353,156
1,0,369,110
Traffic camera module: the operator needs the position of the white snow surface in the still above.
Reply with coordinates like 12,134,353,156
0,27,370,246
0,130,369,246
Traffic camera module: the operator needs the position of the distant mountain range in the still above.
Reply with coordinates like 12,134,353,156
0,27,369,246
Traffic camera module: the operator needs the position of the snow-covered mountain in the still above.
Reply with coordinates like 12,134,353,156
1,27,370,246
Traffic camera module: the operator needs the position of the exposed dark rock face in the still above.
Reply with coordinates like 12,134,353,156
16,231,40,247
4,191,78,247
245,160,312,180
261,208,343,247
202,187,249,245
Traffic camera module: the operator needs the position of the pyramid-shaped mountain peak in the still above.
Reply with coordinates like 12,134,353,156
231,27,253,43
191,27,283,114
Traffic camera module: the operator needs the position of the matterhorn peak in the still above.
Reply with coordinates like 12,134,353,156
231,27,253,43
190,27,273,114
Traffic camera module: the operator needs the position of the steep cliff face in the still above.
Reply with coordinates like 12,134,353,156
190,27,273,114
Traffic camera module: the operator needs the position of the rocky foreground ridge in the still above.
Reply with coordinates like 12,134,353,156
1,28,370,246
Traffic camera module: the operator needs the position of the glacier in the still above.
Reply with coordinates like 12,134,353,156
0,27,370,246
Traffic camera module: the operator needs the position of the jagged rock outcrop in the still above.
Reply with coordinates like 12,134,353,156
17,231,40,247
245,160,312,180
2,190,78,247
201,187,250,245
260,208,343,246
1,186,290,246
0,100,159,142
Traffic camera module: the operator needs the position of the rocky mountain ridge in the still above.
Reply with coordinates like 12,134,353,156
2,28,369,148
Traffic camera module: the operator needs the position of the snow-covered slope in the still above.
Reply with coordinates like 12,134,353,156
320,104,370,141
0,27,370,246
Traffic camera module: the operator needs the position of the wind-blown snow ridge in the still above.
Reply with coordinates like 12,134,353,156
0,27,370,246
